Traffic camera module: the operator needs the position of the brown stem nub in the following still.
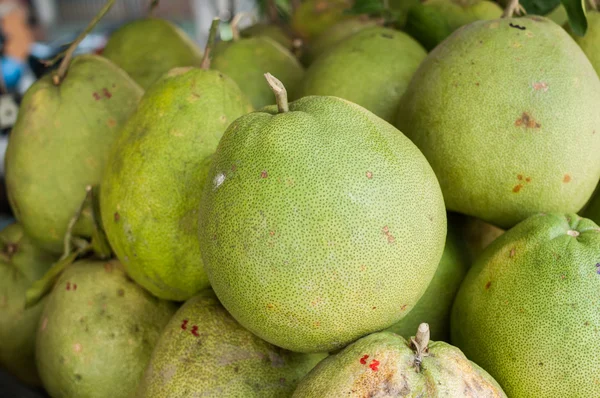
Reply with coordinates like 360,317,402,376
148,0,160,16
230,12,255,42
502,0,526,18
53,0,116,85
411,323,431,371
62,185,92,261
264,73,289,113
201,18,220,70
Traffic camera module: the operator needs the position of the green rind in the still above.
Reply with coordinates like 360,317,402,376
136,290,326,397
451,213,600,397
101,67,253,301
5,55,143,253
565,11,600,76
199,95,446,353
396,17,600,229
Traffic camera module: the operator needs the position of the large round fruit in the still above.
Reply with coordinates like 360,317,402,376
565,10,600,76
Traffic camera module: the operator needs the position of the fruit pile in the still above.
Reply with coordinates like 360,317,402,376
1,0,600,397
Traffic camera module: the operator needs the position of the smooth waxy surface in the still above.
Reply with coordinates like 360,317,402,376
103,18,202,89
137,290,325,397
396,17,600,228
101,67,252,301
199,95,446,353
452,213,600,397
212,37,304,109
293,331,506,397
0,224,56,385
299,27,426,122
5,55,143,253
36,259,176,398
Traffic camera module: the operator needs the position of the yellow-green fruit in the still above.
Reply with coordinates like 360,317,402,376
5,55,143,253
241,23,294,50
385,219,469,342
293,329,507,397
304,17,381,64
425,0,502,31
212,37,304,109
566,11,600,76
103,18,202,89
299,27,426,122
101,67,253,301
0,224,56,385
546,4,568,26
452,213,600,397
199,91,447,353
136,290,326,397
291,0,354,41
396,17,600,229
36,259,176,398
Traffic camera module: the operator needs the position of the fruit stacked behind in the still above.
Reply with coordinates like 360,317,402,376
2,1,600,397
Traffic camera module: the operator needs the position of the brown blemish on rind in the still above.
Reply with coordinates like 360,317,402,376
485,281,492,289
563,174,571,183
261,170,268,178
532,82,548,91
515,112,541,129
510,248,516,258
513,184,523,193
114,212,120,222
382,226,396,244
366,171,373,179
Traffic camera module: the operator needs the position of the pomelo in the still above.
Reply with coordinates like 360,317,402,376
565,10,600,76
452,213,600,397
136,290,326,397
396,17,600,228
291,0,354,41
198,75,446,353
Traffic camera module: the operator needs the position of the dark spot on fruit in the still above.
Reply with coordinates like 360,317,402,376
218,73,224,78
133,325,140,333
267,304,274,309
109,332,116,339
372,306,376,310
74,374,82,381
233,366,239,373
381,33,394,39
66,282,71,291
181,319,188,330
515,112,540,129
509,23,526,30
104,263,113,272
366,171,373,179
513,184,523,193
526,177,531,182
117,289,124,297
191,326,199,337
401,304,407,311
269,231,275,236
585,321,590,326
261,170,268,178
517,174,523,180
485,281,492,289
93,92,101,100
102,88,112,99
563,174,571,183
360,355,369,364
475,82,480,86
369,359,380,371
510,248,516,257
539,362,543,366
73,284,77,291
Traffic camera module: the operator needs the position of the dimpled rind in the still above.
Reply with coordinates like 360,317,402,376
292,331,507,397
35,260,176,398
136,290,326,397
298,27,426,122
0,223,56,385
101,68,253,301
199,95,447,353
424,0,502,32
565,11,600,76
451,213,600,397
5,55,143,253
212,37,305,110
396,17,600,229
291,0,354,41
103,18,203,89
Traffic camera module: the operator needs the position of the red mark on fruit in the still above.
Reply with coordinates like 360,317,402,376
513,184,523,193
517,174,523,180
382,226,396,244
191,325,199,337
114,212,120,222
269,231,275,236
73,284,77,291
382,226,389,233
360,355,369,364
532,82,548,92
563,174,571,183
366,171,373,179
485,281,491,289
93,92,101,100
181,319,188,330
369,359,380,371
261,171,268,178
401,304,407,311
66,282,71,290
102,88,112,99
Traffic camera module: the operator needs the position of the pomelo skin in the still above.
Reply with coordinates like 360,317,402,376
385,219,469,341
212,37,304,109
292,327,507,397
298,27,426,123
0,223,56,385
5,55,143,253
291,0,354,41
36,259,176,398
451,213,600,397
136,290,326,397
101,67,253,301
396,17,600,229
103,18,203,89
566,11,600,76
199,88,447,353
241,24,294,51
425,0,502,32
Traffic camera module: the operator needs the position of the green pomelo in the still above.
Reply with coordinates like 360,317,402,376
5,55,143,253
385,219,469,342
291,0,354,41
100,67,253,301
298,27,426,123
451,213,600,397
546,4,568,26
198,83,447,353
212,37,304,109
293,327,506,397
566,11,600,76
425,0,502,31
103,18,203,89
136,290,326,397
303,16,381,64
0,223,56,385
396,17,600,229
241,23,294,50
36,259,176,398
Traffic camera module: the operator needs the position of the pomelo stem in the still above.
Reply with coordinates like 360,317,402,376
200,18,220,70
411,323,430,372
62,185,92,261
502,0,526,18
52,0,116,85
230,12,255,42
264,73,289,113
